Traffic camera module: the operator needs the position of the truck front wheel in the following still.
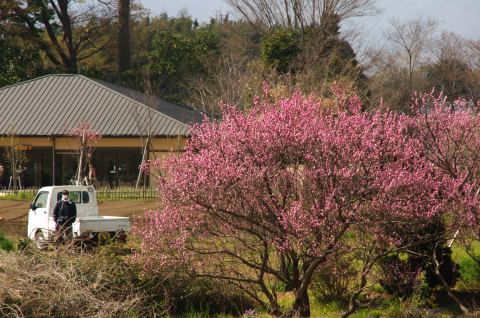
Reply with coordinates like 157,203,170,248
34,230,47,250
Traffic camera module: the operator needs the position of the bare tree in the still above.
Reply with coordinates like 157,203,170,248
226,0,378,30
70,122,101,186
384,18,437,85
189,55,263,113
365,18,437,111
2,127,28,191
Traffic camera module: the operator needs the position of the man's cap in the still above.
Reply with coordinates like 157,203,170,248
62,190,69,195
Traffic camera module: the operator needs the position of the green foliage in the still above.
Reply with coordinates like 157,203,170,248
147,32,192,74
323,40,361,79
0,191,35,201
457,254,480,290
141,23,219,102
0,38,42,87
410,274,437,308
261,27,300,73
0,232,14,252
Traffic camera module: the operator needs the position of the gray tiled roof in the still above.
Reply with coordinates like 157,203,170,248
0,74,201,137
93,79,205,124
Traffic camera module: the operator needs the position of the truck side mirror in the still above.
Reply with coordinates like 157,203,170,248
30,203,36,210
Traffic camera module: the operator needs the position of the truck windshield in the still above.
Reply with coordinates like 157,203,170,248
56,191,89,203
34,191,49,208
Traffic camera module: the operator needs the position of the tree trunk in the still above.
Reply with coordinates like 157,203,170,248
291,289,310,317
288,257,327,317
58,0,77,73
117,0,131,73
341,264,372,318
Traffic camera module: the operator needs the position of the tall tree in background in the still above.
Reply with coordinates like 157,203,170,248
261,27,300,73
143,22,219,102
226,1,371,101
295,13,367,96
385,18,437,86
0,0,113,73
367,18,437,112
427,32,480,101
0,26,42,86
227,0,377,30
117,0,131,73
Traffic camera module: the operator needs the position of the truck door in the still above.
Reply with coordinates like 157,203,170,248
27,191,49,238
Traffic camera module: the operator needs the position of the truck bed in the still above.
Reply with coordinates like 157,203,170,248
73,216,130,234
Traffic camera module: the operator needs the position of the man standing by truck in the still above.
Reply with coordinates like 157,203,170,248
53,190,77,244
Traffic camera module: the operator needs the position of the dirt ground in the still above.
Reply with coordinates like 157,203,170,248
0,200,160,237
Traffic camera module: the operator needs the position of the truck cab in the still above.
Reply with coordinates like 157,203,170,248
27,185,130,248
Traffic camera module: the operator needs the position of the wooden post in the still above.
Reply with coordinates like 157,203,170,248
136,135,150,189
76,133,85,185
52,137,56,185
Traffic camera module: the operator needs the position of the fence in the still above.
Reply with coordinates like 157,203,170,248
0,186,158,200
0,188,38,201
95,186,158,200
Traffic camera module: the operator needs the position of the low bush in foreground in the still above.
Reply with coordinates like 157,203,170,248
0,238,478,317
0,243,251,318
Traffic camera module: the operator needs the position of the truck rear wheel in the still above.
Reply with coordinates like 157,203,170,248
34,230,47,250
114,231,127,243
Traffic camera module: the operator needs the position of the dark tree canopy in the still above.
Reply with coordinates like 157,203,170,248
0,0,113,73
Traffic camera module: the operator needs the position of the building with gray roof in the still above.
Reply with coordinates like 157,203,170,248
0,74,202,187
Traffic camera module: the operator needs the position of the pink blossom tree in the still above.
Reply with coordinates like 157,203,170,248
411,92,480,236
134,87,447,317
410,92,480,314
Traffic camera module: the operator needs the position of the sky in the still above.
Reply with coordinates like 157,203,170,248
139,0,480,41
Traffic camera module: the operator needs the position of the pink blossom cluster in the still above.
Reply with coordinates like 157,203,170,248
133,86,461,271
138,160,150,173
410,90,480,238
69,122,101,143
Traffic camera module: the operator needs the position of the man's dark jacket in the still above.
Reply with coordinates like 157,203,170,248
53,200,77,225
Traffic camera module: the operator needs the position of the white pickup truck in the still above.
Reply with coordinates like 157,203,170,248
27,185,130,249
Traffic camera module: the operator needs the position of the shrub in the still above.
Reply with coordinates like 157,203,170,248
0,248,147,317
0,232,14,252
0,245,252,318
